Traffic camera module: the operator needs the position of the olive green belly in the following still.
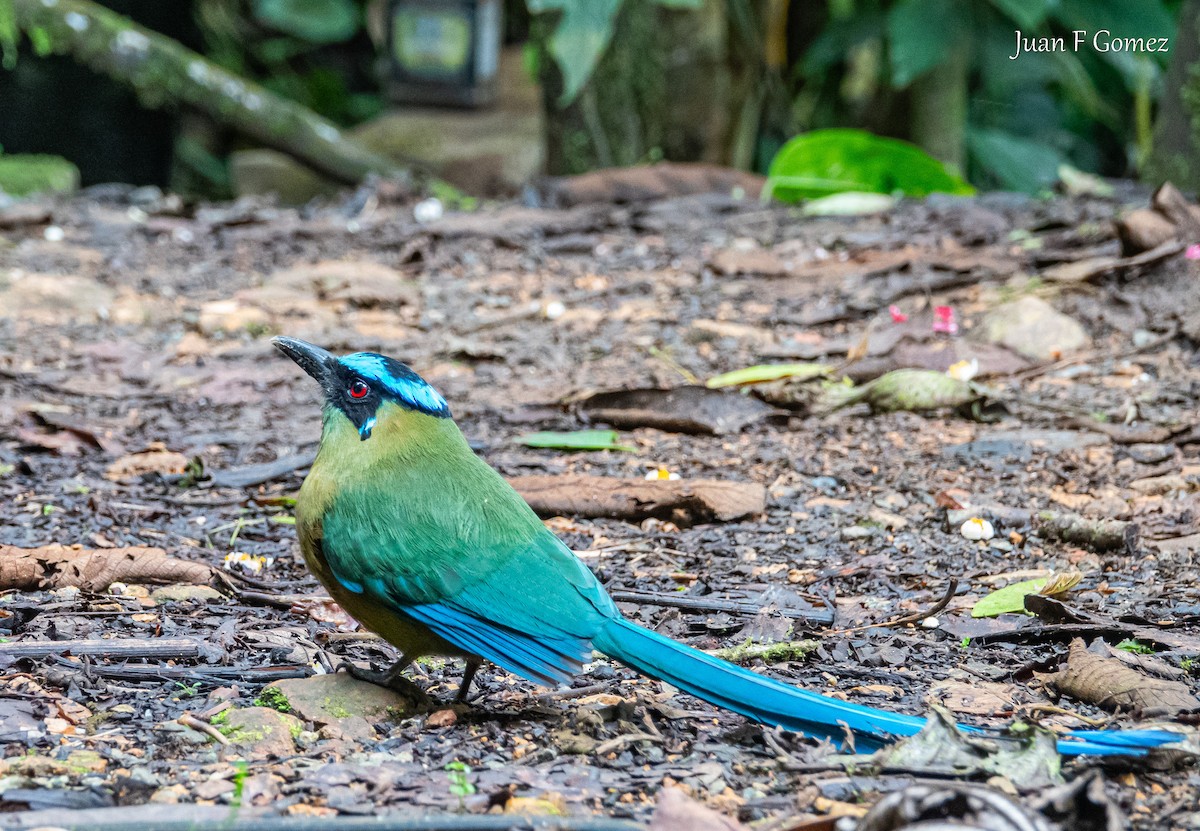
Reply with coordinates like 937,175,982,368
300,537,471,660
322,579,470,659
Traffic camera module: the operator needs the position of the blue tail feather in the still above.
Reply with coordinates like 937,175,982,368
594,618,1184,758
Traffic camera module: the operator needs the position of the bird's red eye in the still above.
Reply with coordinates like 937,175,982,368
349,380,370,399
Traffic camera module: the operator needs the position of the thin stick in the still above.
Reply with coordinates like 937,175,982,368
0,638,204,660
609,590,833,626
830,578,959,635
177,713,230,746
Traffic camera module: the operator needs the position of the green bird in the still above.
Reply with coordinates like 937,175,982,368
273,336,1182,756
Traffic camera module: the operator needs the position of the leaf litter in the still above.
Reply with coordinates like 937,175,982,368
0,183,1199,827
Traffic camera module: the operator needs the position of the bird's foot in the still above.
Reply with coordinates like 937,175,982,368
334,659,434,708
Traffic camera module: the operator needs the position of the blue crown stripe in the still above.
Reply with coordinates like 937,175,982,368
338,353,451,418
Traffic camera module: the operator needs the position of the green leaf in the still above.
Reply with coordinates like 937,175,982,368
971,577,1050,618
1116,639,1154,655
252,0,360,44
0,0,17,70
517,429,635,452
706,363,832,389
527,0,623,105
766,129,974,202
886,0,965,87
986,0,1053,30
967,127,1066,192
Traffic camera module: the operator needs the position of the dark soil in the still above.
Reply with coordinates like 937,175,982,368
1,183,1198,829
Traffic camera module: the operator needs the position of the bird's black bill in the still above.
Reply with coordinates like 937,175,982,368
273,336,336,386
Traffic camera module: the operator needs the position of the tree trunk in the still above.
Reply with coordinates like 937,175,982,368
909,42,969,173
539,0,752,175
7,0,405,185
1145,0,1200,190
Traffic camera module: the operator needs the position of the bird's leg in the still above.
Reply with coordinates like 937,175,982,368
455,658,482,704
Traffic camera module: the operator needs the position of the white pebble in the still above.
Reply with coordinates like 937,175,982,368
920,616,940,629
412,197,443,223
43,225,65,242
543,300,565,320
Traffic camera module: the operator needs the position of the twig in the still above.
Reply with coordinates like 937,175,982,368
609,590,832,626
1019,703,1109,727
593,731,663,756
708,639,820,663
46,655,313,684
177,712,230,746
830,579,959,635
536,683,611,701
0,638,205,660
1013,320,1181,382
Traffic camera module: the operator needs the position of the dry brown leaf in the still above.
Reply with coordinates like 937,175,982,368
928,680,1016,716
0,544,215,592
1045,639,1200,717
1040,570,1084,597
651,787,745,831
104,442,190,482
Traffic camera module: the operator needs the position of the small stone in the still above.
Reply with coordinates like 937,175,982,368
867,507,908,530
268,673,416,729
425,708,457,728
197,299,269,336
413,197,444,223
64,750,107,774
149,584,224,604
1128,443,1174,464
194,777,236,800
149,784,189,804
220,707,302,759
976,296,1090,361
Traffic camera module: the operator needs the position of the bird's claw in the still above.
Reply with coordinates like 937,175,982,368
334,660,434,707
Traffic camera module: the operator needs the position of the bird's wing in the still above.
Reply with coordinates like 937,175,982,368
319,468,616,687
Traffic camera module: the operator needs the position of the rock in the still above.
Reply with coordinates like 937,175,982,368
149,784,190,804
1116,208,1177,255
229,149,343,205
0,273,115,325
197,299,270,336
709,246,788,277
261,260,419,310
352,48,543,195
976,296,1090,361
267,673,417,736
64,749,107,774
149,584,224,604
218,707,302,759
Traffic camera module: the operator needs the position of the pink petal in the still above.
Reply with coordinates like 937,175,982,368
933,305,958,334
888,304,908,323
1186,244,1200,260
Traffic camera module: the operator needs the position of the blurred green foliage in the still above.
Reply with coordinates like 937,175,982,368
0,151,80,196
801,0,1176,190
527,0,699,105
766,128,974,200
197,0,381,127
531,0,1178,191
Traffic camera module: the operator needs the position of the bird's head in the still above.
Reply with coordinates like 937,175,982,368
273,336,450,442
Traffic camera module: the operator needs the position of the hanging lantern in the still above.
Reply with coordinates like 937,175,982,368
384,0,502,108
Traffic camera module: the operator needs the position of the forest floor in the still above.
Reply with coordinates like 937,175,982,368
1,180,1199,830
